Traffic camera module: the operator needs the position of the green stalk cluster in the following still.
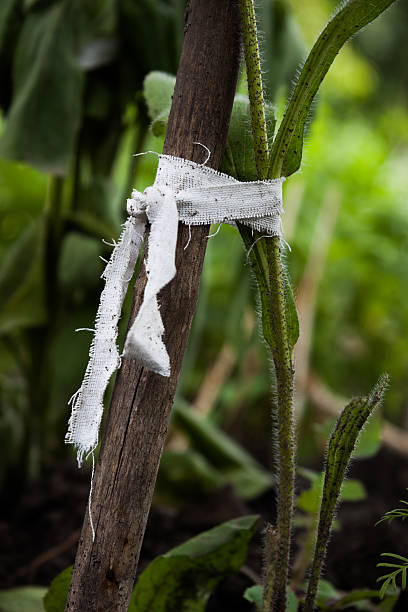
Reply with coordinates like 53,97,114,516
238,1,296,610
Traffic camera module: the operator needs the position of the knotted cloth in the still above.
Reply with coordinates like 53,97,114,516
66,154,284,466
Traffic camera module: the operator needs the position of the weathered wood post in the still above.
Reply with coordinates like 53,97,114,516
65,1,242,610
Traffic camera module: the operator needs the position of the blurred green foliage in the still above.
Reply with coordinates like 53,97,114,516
0,0,407,513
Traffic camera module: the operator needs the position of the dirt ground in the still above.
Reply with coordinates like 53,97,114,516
1,446,407,610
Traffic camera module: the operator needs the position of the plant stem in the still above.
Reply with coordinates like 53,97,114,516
238,0,269,179
268,239,296,608
238,2,296,610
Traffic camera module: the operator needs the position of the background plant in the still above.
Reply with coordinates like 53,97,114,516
376,493,408,599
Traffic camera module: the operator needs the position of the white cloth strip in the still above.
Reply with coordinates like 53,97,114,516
66,154,284,465
65,217,145,466
124,186,178,375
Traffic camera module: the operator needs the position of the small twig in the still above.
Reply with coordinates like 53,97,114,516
193,343,236,415
240,564,262,585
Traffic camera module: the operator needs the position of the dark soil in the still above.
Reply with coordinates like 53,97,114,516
0,446,407,610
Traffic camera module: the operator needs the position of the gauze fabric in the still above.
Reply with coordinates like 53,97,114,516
66,154,284,465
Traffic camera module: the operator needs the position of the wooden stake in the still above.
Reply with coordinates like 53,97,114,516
65,1,241,610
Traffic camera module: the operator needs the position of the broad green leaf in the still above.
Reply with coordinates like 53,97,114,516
143,73,277,183
304,375,389,611
172,401,272,499
268,0,398,178
129,515,259,612
0,586,46,612
244,585,298,611
0,1,84,174
43,566,72,612
222,95,276,182
0,219,46,334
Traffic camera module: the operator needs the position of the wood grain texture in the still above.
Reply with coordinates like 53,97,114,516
65,1,241,610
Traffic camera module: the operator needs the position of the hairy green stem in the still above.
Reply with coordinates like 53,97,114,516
238,0,269,179
266,237,295,611
304,376,388,611
238,2,296,610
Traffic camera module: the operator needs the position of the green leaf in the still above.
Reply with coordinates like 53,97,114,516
0,219,46,334
43,566,72,612
283,270,299,351
129,515,259,612
353,413,382,459
143,70,175,136
172,401,272,499
222,94,276,182
244,584,263,610
297,470,366,515
143,74,277,182
287,587,299,612
243,585,298,611
239,227,299,353
315,579,340,606
268,0,398,178
0,586,46,612
315,412,382,460
340,479,366,502
0,1,84,174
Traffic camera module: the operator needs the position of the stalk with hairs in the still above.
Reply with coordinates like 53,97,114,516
237,1,395,610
